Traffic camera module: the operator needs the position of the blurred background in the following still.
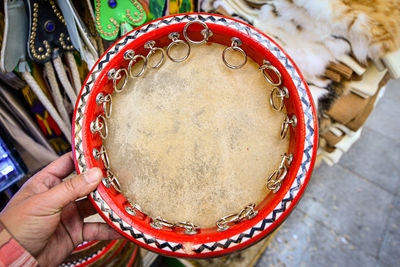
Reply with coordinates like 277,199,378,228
0,0,399,266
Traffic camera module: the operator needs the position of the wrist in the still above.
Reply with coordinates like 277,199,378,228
0,221,38,266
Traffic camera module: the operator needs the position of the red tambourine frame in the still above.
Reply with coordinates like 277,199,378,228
72,13,318,258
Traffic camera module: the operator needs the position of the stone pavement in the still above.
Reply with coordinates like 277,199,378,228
255,79,400,267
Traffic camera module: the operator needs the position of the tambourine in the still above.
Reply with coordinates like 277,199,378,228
72,13,318,258
60,240,138,266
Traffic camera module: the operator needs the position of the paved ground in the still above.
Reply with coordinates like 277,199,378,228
255,79,400,267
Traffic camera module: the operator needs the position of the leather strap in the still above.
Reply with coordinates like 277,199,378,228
26,0,75,63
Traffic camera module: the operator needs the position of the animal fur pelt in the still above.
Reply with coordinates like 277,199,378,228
200,0,400,112
292,0,400,62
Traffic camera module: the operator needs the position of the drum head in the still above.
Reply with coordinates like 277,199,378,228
104,42,289,228
72,13,318,258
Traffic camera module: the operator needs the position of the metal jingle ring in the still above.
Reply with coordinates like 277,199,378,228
103,96,112,118
150,217,174,229
129,201,142,212
146,47,165,69
125,205,136,216
96,93,112,118
90,114,108,139
270,87,286,111
93,145,110,169
217,224,230,232
216,214,238,232
222,46,247,69
247,209,258,220
270,166,288,184
260,63,282,86
128,54,147,77
285,153,294,166
102,177,111,188
123,49,135,60
101,148,110,169
267,167,287,193
108,68,128,93
175,222,198,235
280,117,290,139
183,20,212,44
238,204,257,220
166,39,191,63
106,170,121,192
125,200,142,216
280,115,297,139
267,181,282,193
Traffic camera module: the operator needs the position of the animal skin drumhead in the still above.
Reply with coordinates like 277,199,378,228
104,43,288,228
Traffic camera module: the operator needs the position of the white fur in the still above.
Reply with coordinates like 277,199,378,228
200,0,388,104
308,85,330,111
254,3,349,83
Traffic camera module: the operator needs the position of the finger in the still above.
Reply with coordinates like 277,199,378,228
76,198,98,218
38,167,103,212
83,223,123,241
41,152,75,179
2,154,79,213
27,152,75,192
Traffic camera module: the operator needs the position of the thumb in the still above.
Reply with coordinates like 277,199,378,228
40,167,103,212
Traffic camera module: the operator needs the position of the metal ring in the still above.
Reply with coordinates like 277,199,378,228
101,147,110,169
129,201,142,212
93,145,110,169
285,153,294,166
123,49,135,61
124,50,147,77
106,170,121,192
183,20,212,44
108,68,128,93
125,205,136,216
280,116,290,139
267,166,287,193
270,167,288,184
90,114,108,139
145,46,165,69
166,37,191,63
102,177,111,188
175,222,199,235
150,217,174,229
216,214,238,232
103,95,112,118
270,87,286,111
238,204,258,220
280,115,297,139
247,209,258,220
96,93,112,118
260,61,282,86
267,175,282,192
222,46,247,69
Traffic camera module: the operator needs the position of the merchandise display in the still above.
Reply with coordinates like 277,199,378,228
60,240,140,267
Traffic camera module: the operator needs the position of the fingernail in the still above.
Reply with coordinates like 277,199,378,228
84,167,102,184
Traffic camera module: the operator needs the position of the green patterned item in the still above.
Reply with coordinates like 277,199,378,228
94,0,147,40
148,0,167,20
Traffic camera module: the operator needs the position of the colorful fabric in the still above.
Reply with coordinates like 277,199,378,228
0,224,37,267
93,0,148,40
169,0,195,15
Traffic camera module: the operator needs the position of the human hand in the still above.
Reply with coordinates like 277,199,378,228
0,152,121,266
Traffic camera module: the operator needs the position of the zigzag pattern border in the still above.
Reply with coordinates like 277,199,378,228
73,14,316,255
59,247,105,267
